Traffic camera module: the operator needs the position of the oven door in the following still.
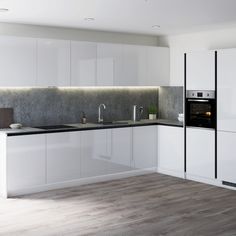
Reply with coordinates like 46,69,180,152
186,98,216,129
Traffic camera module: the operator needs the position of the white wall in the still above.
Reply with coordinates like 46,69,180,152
0,23,158,46
158,27,236,86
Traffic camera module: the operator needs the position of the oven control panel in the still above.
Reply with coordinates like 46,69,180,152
186,90,215,99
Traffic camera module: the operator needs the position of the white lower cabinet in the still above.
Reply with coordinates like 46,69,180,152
109,127,133,174
133,126,157,169
46,132,81,183
7,134,46,192
186,128,215,179
80,130,110,178
218,131,236,184
157,125,184,177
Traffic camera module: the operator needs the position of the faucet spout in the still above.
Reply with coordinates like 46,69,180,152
98,104,106,123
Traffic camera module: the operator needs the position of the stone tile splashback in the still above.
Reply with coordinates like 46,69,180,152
158,86,184,120
0,88,158,126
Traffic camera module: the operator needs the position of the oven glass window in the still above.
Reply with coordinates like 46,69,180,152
186,100,216,128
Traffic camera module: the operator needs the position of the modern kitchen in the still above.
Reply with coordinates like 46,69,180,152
0,0,236,235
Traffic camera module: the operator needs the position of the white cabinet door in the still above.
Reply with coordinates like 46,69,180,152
218,131,236,183
71,41,97,86
7,134,46,192
110,127,132,173
186,128,215,179
186,50,215,90
0,36,37,87
80,130,110,178
147,47,170,86
97,43,123,86
46,132,80,183
37,38,70,87
157,125,184,177
133,126,157,169
217,49,236,132
123,45,146,86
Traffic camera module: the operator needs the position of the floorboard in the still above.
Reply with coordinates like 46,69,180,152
0,173,236,236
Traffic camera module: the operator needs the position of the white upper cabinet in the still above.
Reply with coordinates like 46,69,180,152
147,47,170,86
71,41,97,86
217,49,236,132
122,45,146,86
0,36,37,87
97,43,123,86
186,50,215,90
37,38,70,87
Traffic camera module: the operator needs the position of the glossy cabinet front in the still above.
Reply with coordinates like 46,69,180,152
71,41,97,86
218,131,236,183
0,36,37,87
133,126,157,169
157,125,184,177
7,134,46,192
217,49,236,132
186,50,215,90
46,132,81,183
186,128,215,179
37,38,70,87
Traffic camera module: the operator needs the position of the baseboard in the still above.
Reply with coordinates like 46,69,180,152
185,174,221,187
6,168,156,198
157,167,185,179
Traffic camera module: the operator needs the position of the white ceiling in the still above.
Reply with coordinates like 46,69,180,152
0,0,236,36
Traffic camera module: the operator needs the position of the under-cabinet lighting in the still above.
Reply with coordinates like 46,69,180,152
0,8,9,12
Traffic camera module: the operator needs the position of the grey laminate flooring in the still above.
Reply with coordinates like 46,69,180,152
0,173,236,236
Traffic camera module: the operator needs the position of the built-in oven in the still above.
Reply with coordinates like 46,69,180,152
185,90,216,129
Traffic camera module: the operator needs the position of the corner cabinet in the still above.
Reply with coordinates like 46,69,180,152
157,125,184,178
0,36,37,87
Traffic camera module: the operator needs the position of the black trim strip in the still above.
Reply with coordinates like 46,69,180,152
184,53,187,173
6,121,184,136
222,181,236,188
215,51,217,179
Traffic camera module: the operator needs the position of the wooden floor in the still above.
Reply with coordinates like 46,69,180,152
1,173,236,236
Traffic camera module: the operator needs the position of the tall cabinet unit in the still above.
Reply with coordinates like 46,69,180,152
185,50,216,182
0,36,37,87
217,49,236,185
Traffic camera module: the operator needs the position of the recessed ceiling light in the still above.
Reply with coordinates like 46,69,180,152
152,25,160,29
0,8,9,12
84,17,95,21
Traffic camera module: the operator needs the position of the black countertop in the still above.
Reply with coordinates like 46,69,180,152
1,119,183,136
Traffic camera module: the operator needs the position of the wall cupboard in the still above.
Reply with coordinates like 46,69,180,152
0,36,169,87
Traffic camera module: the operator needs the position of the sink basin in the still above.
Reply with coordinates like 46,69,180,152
98,121,129,125
34,125,76,130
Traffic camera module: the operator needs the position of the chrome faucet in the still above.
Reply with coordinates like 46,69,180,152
98,104,106,123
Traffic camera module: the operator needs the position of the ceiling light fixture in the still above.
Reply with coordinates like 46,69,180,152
84,17,95,21
152,25,160,29
0,8,9,12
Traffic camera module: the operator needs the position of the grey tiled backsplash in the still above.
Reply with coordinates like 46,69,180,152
0,88,158,126
158,86,184,120
0,86,183,126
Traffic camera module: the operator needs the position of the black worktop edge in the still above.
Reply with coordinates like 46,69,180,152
6,121,183,136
